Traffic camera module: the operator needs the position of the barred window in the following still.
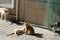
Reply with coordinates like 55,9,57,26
0,0,14,9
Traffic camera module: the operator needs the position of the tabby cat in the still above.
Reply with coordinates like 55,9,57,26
23,22,35,35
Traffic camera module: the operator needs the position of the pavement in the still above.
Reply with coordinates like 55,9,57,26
0,19,60,40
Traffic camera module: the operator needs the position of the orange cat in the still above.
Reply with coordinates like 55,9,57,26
23,22,35,35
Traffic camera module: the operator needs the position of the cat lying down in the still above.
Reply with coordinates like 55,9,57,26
7,29,24,36
7,22,35,36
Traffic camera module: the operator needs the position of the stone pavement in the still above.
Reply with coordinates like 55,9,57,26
0,19,60,40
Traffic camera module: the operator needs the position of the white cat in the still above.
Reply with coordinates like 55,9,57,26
7,28,24,36
0,8,9,20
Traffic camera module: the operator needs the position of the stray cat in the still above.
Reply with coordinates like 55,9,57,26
0,8,9,20
7,29,24,36
51,22,60,32
51,25,55,32
23,22,35,35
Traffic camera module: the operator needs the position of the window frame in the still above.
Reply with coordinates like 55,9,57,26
0,0,14,9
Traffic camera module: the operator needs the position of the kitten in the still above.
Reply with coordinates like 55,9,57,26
23,22,35,35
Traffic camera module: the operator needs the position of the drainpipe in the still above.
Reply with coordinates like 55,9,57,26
16,0,19,20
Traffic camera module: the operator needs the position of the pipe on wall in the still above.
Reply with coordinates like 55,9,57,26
16,0,19,20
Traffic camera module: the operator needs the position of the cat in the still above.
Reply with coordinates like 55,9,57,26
7,29,18,36
23,22,35,35
51,25,55,32
7,28,24,36
51,22,60,32
0,8,9,20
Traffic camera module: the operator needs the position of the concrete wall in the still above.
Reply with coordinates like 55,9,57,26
19,0,47,26
7,0,60,26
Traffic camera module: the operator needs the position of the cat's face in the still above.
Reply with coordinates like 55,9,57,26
24,22,29,27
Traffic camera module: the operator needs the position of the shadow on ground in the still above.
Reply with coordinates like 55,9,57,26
31,33,43,38
7,19,23,25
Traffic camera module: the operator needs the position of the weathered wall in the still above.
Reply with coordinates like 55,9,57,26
7,0,60,26
19,0,47,26
18,0,25,21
